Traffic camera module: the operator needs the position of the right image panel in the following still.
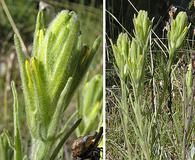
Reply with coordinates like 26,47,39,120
106,0,195,159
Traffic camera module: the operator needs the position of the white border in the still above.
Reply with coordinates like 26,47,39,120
103,0,106,159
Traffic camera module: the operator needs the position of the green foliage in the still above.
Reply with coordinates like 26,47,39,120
112,10,153,96
111,33,130,80
0,1,102,159
11,81,22,160
133,10,153,47
186,64,193,98
108,9,194,160
14,10,100,160
167,12,189,72
107,9,194,159
76,74,103,136
110,10,153,159
0,131,13,160
127,38,144,96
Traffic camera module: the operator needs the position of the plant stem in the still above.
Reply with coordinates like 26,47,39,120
183,66,195,160
120,78,132,159
0,0,28,56
182,66,187,160
149,34,156,116
31,140,52,160
168,71,173,116
167,55,174,122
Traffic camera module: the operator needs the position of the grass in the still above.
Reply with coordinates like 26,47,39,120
106,1,195,159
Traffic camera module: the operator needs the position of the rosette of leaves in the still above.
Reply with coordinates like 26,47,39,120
167,12,189,73
76,74,103,136
14,10,100,160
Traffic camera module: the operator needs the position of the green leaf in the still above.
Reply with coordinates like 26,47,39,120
32,11,45,57
38,10,71,63
50,12,80,101
11,81,22,160
0,131,13,160
49,119,82,160
47,77,73,139
186,63,193,98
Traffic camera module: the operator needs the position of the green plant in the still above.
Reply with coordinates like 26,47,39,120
13,10,100,160
166,12,189,117
110,10,153,159
107,5,195,159
76,74,103,136
0,131,13,160
167,12,189,73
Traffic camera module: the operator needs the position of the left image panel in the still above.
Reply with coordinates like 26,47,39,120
0,0,103,160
